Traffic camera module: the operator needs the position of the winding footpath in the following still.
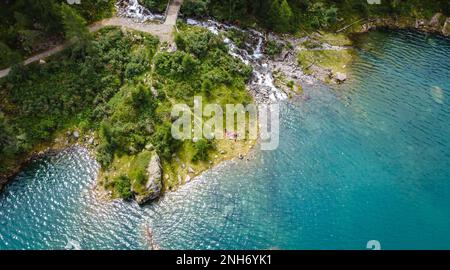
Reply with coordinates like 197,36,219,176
0,0,183,79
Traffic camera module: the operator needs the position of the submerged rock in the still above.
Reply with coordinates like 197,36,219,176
431,86,445,105
136,153,162,205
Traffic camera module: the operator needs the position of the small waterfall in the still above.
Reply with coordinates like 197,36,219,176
252,36,264,60
117,1,290,103
186,19,288,103
116,0,164,22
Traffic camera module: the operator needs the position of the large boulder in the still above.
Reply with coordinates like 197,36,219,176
415,19,427,29
443,17,450,36
135,153,162,205
429,13,444,30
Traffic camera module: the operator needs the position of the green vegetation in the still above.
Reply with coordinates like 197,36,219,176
102,150,153,197
2,0,447,199
298,49,353,75
192,139,216,162
297,32,354,76
60,3,93,53
0,19,253,199
295,31,355,80
102,24,254,194
180,0,209,18
152,24,253,190
0,0,115,69
182,0,449,33
265,40,284,57
0,24,159,192
139,0,170,13
110,175,133,199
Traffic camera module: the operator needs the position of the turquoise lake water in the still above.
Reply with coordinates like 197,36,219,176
0,30,449,250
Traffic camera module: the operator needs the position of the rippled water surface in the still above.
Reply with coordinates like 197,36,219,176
1,30,449,250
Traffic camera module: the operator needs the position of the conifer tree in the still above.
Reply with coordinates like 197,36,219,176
268,0,293,33
60,3,91,54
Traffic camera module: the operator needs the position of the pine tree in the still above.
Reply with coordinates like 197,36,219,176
268,0,293,33
0,113,12,155
60,3,91,53
267,0,281,30
278,0,293,32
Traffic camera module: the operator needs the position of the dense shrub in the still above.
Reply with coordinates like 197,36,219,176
180,0,210,18
192,138,215,162
139,0,169,13
265,40,283,57
154,51,199,78
152,122,182,160
175,28,224,58
0,42,21,68
114,175,133,199
0,27,159,174
0,0,114,67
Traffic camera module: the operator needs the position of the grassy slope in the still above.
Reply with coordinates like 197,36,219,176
297,32,354,79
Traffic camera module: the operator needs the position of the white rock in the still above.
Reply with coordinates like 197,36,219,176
335,72,347,83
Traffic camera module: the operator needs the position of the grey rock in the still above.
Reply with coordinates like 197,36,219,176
443,18,450,36
73,131,79,139
135,153,162,205
429,13,444,28
415,19,427,29
334,72,347,83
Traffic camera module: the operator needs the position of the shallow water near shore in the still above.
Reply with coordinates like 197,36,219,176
1,30,450,250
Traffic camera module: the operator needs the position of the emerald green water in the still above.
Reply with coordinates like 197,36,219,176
0,30,449,249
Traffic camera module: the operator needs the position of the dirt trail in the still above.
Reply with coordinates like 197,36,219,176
0,0,184,79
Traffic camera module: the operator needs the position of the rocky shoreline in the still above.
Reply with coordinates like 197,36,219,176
0,130,97,193
1,11,449,201
360,13,450,37
273,13,450,88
